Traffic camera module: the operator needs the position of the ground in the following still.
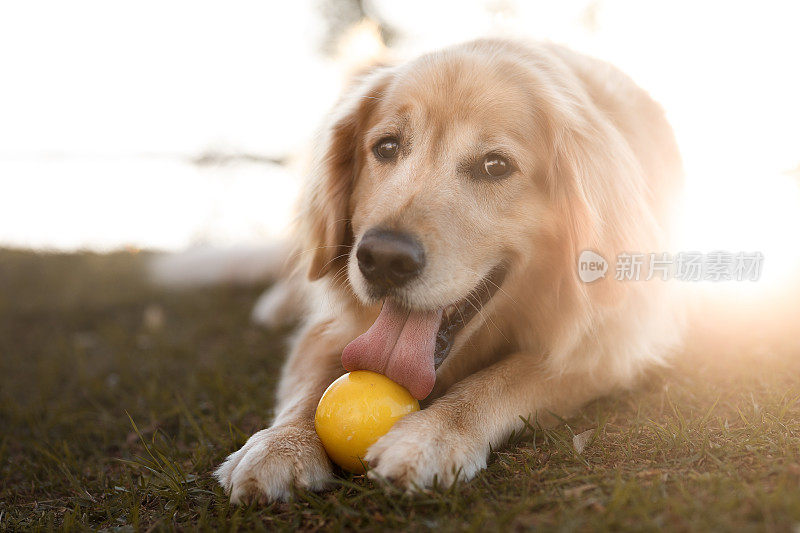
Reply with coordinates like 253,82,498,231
2,249,800,532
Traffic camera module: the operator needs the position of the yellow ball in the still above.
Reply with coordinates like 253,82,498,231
314,370,420,473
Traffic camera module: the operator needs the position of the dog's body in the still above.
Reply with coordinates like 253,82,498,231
213,39,685,503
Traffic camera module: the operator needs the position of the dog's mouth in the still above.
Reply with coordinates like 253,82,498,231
341,264,507,399
433,264,507,368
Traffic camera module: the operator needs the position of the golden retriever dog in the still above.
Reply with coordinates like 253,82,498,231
213,38,685,503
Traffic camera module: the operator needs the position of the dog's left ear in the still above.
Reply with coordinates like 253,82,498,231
544,109,662,304
300,67,394,281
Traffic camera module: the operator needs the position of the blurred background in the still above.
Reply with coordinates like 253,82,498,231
1,0,799,288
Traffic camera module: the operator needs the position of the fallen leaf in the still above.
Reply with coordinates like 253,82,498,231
573,429,595,454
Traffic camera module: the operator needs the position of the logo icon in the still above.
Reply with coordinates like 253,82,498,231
578,250,608,283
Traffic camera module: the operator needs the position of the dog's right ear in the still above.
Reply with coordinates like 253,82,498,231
300,67,393,281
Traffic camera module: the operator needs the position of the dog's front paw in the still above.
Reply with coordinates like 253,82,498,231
364,410,488,491
215,424,332,504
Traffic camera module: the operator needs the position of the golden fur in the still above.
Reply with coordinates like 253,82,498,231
215,39,685,503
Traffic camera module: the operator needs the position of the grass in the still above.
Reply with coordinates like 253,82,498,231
2,248,800,531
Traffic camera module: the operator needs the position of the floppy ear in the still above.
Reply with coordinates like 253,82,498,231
300,67,393,281
545,109,662,304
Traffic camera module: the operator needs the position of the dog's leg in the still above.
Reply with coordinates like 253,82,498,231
365,351,612,489
214,319,352,503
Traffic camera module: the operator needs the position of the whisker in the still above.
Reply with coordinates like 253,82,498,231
329,263,350,286
290,244,353,262
466,289,511,345
461,265,522,311
317,252,353,277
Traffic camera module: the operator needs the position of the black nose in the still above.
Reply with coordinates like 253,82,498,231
356,228,425,290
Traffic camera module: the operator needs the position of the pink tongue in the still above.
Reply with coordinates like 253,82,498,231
342,300,442,400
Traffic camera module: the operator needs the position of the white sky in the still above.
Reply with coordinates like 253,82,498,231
1,0,798,283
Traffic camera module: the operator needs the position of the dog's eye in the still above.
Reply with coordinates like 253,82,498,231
373,137,400,160
475,153,514,179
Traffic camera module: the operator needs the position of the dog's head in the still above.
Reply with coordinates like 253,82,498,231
300,40,660,398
